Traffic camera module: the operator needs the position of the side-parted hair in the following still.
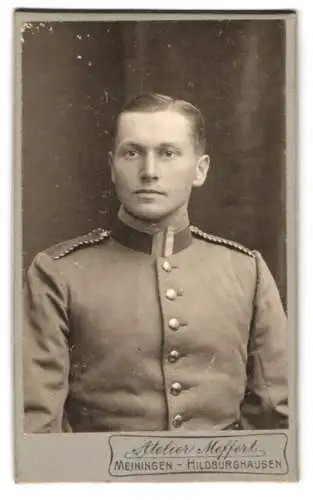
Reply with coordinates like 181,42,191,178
112,93,206,153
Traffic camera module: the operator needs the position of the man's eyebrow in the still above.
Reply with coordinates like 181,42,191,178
117,140,182,150
157,142,182,149
118,140,143,149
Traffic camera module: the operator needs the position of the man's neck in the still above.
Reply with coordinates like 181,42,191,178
118,206,190,235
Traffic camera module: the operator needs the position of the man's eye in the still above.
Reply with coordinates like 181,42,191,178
124,150,138,159
160,149,176,159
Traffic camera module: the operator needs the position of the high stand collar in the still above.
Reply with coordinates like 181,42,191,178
111,217,193,257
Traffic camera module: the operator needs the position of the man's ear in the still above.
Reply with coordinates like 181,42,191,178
108,151,115,184
192,154,210,187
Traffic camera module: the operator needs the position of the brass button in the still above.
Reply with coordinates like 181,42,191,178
172,414,183,428
165,288,177,300
170,382,182,396
168,350,180,363
162,260,172,272
168,318,180,330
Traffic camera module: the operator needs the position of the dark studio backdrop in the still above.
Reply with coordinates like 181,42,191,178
21,19,287,307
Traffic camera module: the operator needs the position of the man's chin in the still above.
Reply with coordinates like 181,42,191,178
126,205,169,223
133,211,167,223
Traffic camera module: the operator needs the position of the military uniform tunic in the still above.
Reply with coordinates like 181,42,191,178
23,219,288,433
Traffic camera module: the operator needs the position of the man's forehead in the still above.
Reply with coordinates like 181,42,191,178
116,110,192,143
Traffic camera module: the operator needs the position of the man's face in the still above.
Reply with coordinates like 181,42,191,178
110,110,209,222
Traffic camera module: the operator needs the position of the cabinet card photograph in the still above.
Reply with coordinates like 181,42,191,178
14,10,297,482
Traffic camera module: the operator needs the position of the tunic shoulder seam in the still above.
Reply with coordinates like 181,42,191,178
45,228,111,260
190,225,255,258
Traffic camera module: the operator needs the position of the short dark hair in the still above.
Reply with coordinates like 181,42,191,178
112,93,206,153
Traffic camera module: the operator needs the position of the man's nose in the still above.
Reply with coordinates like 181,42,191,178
140,152,159,182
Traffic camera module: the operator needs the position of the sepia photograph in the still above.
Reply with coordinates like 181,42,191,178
14,10,297,482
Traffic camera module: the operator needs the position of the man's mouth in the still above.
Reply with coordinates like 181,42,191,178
135,189,166,195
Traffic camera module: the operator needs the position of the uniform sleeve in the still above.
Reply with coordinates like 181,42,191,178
240,251,288,429
23,252,71,433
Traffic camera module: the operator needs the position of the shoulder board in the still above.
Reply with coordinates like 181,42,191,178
46,228,111,260
190,226,255,258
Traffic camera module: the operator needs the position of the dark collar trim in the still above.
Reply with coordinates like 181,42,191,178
111,218,192,256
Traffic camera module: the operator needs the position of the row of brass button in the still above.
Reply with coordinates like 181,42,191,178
163,260,184,428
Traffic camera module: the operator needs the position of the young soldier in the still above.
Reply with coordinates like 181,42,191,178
23,93,288,433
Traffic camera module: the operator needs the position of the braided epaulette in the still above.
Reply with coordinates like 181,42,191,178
190,226,255,258
47,228,111,260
